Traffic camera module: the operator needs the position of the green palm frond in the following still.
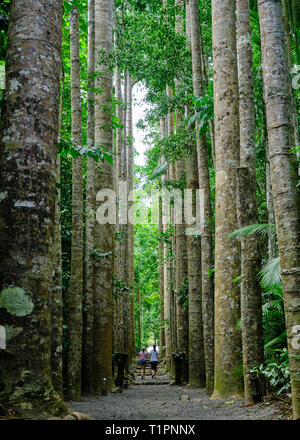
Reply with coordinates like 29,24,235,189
259,257,281,288
149,161,167,180
249,10,261,47
262,285,283,301
262,299,284,316
228,223,276,240
264,330,287,358
187,94,214,136
236,317,242,331
187,110,203,128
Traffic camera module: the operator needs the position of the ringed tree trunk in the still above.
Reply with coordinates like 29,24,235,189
159,118,166,359
185,131,206,387
174,141,189,384
263,85,277,259
169,161,177,373
82,0,95,395
121,70,131,372
65,5,84,401
93,0,114,392
164,87,175,374
167,90,177,375
211,0,243,399
114,65,124,353
0,0,67,416
137,286,141,349
174,0,189,384
51,69,64,397
236,0,264,405
127,76,135,362
163,163,172,371
189,0,214,395
266,147,277,260
185,1,206,389
282,0,300,169
258,0,300,419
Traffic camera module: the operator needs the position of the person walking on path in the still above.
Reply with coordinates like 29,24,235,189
150,344,159,379
139,346,147,379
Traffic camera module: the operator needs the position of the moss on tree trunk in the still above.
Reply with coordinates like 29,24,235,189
0,0,67,417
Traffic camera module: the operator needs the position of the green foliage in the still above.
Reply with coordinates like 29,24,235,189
0,1,9,61
230,222,286,362
176,275,189,310
159,227,174,246
115,230,125,242
187,93,214,136
254,348,292,397
134,222,160,347
228,223,277,240
90,249,113,259
58,137,114,164
259,257,281,288
149,162,167,180
113,279,131,300
261,285,286,358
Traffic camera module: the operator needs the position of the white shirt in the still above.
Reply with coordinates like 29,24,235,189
150,349,159,362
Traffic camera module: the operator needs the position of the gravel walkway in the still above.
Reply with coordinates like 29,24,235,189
70,372,287,420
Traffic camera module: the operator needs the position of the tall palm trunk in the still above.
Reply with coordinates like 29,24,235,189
159,118,166,358
258,0,300,419
164,87,175,373
282,0,300,168
174,0,189,384
236,0,264,405
121,70,131,371
51,69,64,396
82,0,95,395
189,0,214,394
127,76,135,361
65,5,84,401
185,1,205,389
0,0,66,416
266,146,277,260
115,66,125,353
169,162,177,374
211,0,243,399
93,0,114,392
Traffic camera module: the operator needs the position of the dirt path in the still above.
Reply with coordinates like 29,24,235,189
70,367,287,420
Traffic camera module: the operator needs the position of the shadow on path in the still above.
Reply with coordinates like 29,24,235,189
70,367,287,420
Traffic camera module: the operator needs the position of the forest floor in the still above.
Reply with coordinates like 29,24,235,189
70,362,290,420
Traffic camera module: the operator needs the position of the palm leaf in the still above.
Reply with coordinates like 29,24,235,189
262,299,284,316
149,161,167,180
259,257,281,288
264,330,287,358
187,111,203,128
187,94,214,135
262,285,283,301
228,223,276,240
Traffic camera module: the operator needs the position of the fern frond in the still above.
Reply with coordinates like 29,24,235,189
228,223,276,240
